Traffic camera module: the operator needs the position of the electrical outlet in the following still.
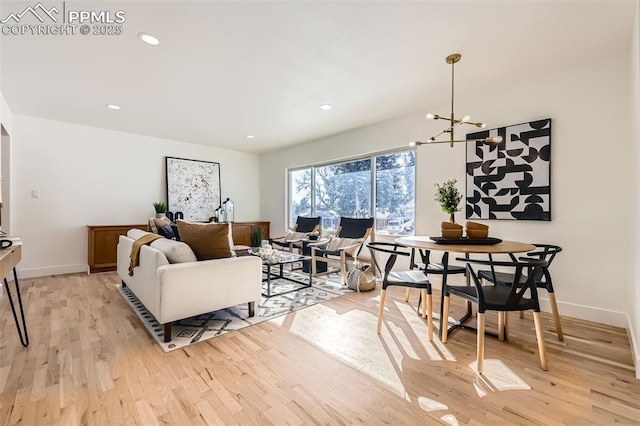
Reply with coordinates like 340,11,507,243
31,190,40,199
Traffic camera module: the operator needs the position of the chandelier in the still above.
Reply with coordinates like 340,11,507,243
410,53,502,148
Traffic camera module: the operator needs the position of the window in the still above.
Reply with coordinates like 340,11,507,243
288,150,415,235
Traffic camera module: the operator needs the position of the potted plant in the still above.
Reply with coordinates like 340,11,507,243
153,201,167,218
250,227,265,251
434,179,463,223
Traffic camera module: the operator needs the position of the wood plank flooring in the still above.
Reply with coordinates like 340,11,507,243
0,272,638,425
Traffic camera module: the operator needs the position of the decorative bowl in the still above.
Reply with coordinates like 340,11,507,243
466,228,489,239
441,221,463,230
465,221,489,231
441,228,463,239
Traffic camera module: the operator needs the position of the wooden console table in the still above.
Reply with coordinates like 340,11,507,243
1,244,28,346
88,225,147,273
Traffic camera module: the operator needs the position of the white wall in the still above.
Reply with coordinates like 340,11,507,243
0,91,13,234
11,115,261,277
260,51,633,327
629,0,640,379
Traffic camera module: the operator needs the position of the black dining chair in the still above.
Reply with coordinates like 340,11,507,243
442,257,549,374
367,242,434,341
477,244,564,341
406,249,466,309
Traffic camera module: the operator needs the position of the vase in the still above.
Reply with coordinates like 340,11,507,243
156,213,165,218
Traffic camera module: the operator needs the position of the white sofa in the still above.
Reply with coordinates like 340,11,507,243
117,230,262,342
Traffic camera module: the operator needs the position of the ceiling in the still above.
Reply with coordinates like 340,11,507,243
0,0,636,154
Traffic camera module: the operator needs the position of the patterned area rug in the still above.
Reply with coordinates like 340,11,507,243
117,270,350,352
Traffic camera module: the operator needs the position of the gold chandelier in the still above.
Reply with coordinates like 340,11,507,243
410,53,502,148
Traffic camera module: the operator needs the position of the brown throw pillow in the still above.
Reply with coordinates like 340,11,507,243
151,217,171,234
176,220,233,260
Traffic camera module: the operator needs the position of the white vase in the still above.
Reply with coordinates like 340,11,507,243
156,213,165,218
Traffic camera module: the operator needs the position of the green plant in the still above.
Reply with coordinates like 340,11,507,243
250,227,265,248
434,179,463,214
153,201,167,213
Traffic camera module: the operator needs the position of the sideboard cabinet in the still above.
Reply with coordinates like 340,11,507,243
87,224,147,273
87,221,270,273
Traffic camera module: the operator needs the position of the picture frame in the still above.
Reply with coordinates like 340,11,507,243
465,118,551,221
165,157,221,222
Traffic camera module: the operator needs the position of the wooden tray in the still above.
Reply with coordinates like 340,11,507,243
430,237,503,245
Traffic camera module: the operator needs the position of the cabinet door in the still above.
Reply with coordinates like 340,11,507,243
232,224,253,246
88,225,147,273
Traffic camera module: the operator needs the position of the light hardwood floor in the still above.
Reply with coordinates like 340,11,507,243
0,272,638,425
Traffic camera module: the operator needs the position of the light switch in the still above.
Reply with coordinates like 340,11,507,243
31,190,40,199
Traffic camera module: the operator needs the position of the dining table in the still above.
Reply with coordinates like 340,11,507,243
394,236,535,339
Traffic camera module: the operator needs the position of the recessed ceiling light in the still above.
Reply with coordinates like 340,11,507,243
246,135,255,139
105,104,121,110
138,32,160,46
319,104,333,111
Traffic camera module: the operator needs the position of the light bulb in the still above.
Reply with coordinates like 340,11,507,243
425,113,435,120
461,115,471,122
409,141,417,147
478,122,487,128
493,136,503,143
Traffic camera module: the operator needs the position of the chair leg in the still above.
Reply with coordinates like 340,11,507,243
442,296,451,343
420,289,427,319
404,288,411,302
504,311,510,340
548,292,564,341
340,251,347,286
311,250,317,276
532,311,549,371
477,313,485,374
426,292,433,342
498,312,505,342
377,289,387,334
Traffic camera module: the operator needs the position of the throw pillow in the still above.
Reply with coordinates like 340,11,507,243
153,217,171,233
326,237,361,252
149,239,197,264
285,231,307,241
176,220,234,260
157,225,176,239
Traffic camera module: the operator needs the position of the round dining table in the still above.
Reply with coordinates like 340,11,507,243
394,236,535,339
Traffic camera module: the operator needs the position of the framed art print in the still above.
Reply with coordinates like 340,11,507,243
466,118,551,220
166,157,221,221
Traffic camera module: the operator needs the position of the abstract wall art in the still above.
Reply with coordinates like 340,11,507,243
166,157,221,222
465,119,551,221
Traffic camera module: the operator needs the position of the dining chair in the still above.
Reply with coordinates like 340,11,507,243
406,249,466,307
270,216,321,253
477,244,564,341
310,217,374,285
367,242,434,341
442,257,549,374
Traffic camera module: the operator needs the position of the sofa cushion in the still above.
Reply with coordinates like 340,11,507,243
128,229,151,240
149,217,171,234
149,238,197,264
176,220,234,260
326,237,361,252
157,225,176,239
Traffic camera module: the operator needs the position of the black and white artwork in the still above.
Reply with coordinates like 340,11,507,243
166,157,221,222
465,119,551,221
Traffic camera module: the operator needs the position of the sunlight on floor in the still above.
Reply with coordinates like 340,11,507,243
469,359,531,395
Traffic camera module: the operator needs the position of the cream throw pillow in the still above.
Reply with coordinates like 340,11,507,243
326,237,361,253
285,231,307,241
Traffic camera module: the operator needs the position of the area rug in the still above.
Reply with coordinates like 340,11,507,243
117,271,350,352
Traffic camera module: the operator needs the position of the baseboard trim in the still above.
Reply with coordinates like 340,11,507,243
429,281,627,328
627,313,640,379
13,264,88,280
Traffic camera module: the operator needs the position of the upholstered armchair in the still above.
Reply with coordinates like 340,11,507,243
270,216,321,253
310,217,374,285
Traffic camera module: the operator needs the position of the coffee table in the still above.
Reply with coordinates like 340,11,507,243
254,251,313,297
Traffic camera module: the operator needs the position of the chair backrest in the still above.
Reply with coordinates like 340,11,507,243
524,244,562,283
367,242,411,278
458,257,549,312
294,216,321,233
336,217,374,239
